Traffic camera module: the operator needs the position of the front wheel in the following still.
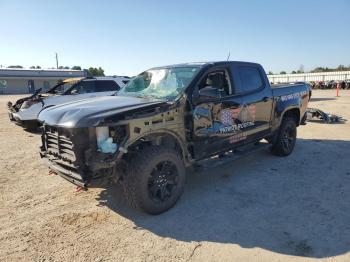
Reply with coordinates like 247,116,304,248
271,117,297,156
123,146,186,214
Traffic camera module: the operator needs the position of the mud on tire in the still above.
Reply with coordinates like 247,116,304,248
122,146,186,215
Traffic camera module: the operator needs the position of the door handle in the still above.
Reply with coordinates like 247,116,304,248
262,96,269,102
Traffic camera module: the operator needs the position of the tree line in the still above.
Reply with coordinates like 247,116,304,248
4,65,105,76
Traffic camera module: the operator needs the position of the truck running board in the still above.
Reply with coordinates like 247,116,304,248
195,142,271,171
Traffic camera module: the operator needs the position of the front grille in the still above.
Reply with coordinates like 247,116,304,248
44,126,76,163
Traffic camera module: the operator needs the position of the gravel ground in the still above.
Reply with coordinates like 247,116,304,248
0,90,350,261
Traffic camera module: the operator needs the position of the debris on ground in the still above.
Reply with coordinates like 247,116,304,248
305,107,344,123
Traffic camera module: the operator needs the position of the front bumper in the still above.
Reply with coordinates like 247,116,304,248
40,153,86,187
8,111,38,128
40,148,120,188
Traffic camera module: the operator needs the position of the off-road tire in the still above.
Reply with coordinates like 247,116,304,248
271,117,297,156
122,146,186,215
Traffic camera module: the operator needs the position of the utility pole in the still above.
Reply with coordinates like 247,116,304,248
227,52,231,61
55,52,59,69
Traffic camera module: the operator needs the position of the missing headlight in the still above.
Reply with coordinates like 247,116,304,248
96,126,117,153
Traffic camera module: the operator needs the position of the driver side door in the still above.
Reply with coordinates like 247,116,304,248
191,67,242,159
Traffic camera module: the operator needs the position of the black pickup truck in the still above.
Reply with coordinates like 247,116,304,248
38,61,310,214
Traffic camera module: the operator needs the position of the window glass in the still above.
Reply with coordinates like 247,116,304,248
199,71,231,96
238,67,263,92
118,66,200,100
0,80,7,88
69,80,96,94
95,81,120,91
49,81,76,94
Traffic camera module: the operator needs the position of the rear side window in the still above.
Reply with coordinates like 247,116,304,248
238,67,263,92
95,81,120,92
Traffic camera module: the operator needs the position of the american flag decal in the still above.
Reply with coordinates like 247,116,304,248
220,105,256,126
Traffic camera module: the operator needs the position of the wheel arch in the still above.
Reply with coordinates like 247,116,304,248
124,129,190,164
281,107,301,126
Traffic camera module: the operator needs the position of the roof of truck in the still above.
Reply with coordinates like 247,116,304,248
150,61,261,70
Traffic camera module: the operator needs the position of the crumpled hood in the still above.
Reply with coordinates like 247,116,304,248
38,95,166,128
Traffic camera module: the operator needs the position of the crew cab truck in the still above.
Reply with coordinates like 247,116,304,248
38,61,310,214
8,76,129,131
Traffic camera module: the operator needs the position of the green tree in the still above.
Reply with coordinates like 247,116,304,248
7,65,23,68
71,66,82,70
268,71,273,75
280,71,287,75
291,71,296,74
85,67,105,76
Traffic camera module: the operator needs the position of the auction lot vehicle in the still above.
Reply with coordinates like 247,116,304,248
39,61,310,214
7,76,129,130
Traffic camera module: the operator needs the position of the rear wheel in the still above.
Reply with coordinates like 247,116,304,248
123,146,186,214
271,117,297,156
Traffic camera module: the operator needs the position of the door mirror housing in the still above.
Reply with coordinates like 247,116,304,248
198,86,221,101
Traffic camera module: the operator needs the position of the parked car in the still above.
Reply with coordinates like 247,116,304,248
38,61,310,214
8,76,129,130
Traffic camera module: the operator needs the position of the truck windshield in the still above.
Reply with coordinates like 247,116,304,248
47,81,78,94
118,66,200,100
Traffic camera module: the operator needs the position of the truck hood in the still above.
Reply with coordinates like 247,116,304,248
38,95,167,128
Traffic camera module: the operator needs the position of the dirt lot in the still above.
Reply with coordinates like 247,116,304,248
0,90,350,261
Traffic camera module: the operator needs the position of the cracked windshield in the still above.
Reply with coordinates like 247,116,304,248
118,66,200,100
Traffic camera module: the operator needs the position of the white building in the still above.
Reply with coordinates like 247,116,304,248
268,71,350,83
0,68,87,94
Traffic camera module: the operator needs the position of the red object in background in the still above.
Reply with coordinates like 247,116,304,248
336,83,340,97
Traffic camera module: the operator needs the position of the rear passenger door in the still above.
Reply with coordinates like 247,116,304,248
233,64,273,143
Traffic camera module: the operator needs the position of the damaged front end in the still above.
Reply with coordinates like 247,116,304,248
40,124,127,188
7,88,44,125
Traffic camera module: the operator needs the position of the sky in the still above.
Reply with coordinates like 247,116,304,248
1,0,349,76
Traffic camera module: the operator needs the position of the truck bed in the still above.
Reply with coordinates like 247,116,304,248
271,82,310,98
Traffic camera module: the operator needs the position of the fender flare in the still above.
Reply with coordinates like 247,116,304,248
123,128,190,164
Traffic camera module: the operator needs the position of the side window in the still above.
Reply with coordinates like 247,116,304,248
70,81,96,94
95,81,120,92
198,70,232,96
238,67,263,92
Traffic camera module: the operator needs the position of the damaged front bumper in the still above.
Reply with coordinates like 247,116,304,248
7,102,16,122
7,102,37,128
40,150,120,188
39,126,125,188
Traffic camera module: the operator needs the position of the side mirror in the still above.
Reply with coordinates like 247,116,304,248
70,89,79,95
198,86,221,101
